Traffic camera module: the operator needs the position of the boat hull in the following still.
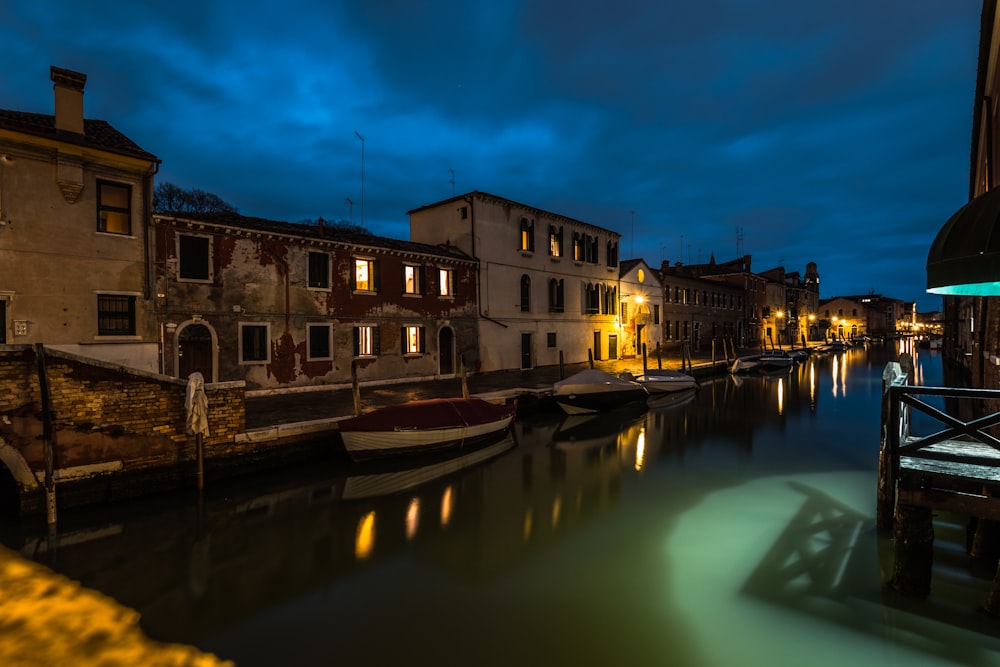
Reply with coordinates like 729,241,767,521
553,369,648,415
338,398,516,461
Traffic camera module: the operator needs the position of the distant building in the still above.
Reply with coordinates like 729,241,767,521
657,256,747,353
409,191,621,371
0,66,161,370
618,259,663,358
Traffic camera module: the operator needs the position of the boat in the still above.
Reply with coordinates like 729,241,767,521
756,348,795,371
337,397,516,461
646,386,698,411
816,340,851,353
553,401,648,450
625,368,699,394
552,368,648,415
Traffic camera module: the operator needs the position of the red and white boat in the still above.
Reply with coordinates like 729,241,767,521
338,397,516,461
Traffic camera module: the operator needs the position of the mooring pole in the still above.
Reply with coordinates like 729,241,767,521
34,343,57,526
460,354,469,399
351,360,361,416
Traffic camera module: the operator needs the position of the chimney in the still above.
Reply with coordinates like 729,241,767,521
50,66,87,135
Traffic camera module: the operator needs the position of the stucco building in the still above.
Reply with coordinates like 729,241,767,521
0,66,160,370
153,211,479,389
618,259,663,359
409,191,621,371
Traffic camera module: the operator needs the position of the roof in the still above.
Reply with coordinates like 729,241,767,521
0,108,159,162
155,210,476,262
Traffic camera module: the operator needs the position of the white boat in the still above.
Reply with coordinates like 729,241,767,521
337,397,516,461
757,349,795,371
628,368,698,394
552,368,648,415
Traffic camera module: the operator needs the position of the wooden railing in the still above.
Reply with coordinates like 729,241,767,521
877,360,1000,533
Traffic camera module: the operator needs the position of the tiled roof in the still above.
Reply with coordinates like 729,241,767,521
155,210,476,262
0,109,159,162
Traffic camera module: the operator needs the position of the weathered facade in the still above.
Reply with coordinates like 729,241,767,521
818,297,868,339
409,192,621,371
940,0,1000,388
0,66,160,371
153,212,479,389
759,262,821,344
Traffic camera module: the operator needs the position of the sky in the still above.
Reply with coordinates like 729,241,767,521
0,1,985,311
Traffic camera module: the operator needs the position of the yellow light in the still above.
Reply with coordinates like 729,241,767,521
635,427,646,471
355,511,376,560
440,486,454,526
635,295,645,304
776,310,784,318
405,498,420,540
552,495,562,528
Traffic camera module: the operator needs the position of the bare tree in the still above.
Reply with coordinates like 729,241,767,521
154,182,238,214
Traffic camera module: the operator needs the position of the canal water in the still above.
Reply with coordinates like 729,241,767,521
2,343,1000,666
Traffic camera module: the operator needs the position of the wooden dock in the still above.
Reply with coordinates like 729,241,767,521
877,356,1000,610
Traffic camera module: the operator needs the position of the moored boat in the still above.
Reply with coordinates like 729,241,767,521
338,397,516,461
757,349,794,371
627,368,699,394
552,368,648,415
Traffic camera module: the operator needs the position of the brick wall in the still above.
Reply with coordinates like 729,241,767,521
0,345,250,513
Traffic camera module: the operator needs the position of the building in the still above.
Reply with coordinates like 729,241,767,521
657,258,746,354
153,212,479,389
759,262,821,344
409,191,621,371
0,66,160,370
618,259,663,358
818,297,868,340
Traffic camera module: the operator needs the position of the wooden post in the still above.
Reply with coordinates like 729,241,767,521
34,344,57,526
459,354,469,399
877,362,904,534
642,343,648,375
196,433,204,493
588,348,594,369
892,502,934,597
351,360,361,416
711,339,716,368
655,341,662,370
559,350,565,380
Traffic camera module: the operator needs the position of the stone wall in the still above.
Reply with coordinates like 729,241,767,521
0,345,249,515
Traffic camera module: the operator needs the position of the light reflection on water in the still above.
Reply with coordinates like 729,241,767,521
2,343,999,667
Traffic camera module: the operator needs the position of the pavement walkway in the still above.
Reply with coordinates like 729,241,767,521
243,346,775,430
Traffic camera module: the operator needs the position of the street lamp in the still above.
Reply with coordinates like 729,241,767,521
354,130,365,227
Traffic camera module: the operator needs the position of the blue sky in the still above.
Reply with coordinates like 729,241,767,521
0,1,983,311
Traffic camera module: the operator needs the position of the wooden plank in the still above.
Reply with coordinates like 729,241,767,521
901,455,1000,483
898,488,1000,521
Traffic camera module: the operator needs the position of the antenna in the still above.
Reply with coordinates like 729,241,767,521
449,168,455,195
736,226,744,257
630,210,635,259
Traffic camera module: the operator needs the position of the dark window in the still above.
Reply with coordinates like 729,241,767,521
654,304,660,325
520,275,531,312
547,332,557,348
548,278,564,313
178,234,211,281
308,324,331,359
97,181,131,235
97,294,135,336
308,252,330,289
240,324,269,363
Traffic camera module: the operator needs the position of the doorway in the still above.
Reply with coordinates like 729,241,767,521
439,327,454,375
593,331,602,361
520,333,532,370
178,323,214,382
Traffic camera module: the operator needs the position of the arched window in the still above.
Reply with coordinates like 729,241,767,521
520,274,531,312
548,278,564,313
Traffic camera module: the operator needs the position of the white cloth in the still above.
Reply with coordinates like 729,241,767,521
185,372,210,437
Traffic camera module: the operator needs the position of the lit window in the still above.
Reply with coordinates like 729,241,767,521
354,258,379,292
96,294,136,336
354,325,379,356
402,325,425,354
240,324,269,363
439,268,454,296
549,225,562,257
308,252,330,289
404,264,423,295
98,181,131,235
519,217,534,252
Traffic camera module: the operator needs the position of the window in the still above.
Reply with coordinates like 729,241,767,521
585,235,599,264
438,268,454,296
307,323,332,360
549,225,563,257
584,283,600,314
548,278,564,313
404,264,424,295
178,234,212,281
97,181,131,235
519,217,535,252
460,206,468,219
308,252,330,289
606,240,619,267
96,294,136,336
547,332,557,348
401,325,426,354
654,304,660,325
520,275,531,312
354,257,380,292
353,325,380,356
573,233,584,261
240,324,269,363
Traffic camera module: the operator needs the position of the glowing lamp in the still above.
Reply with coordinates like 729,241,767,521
927,188,1000,295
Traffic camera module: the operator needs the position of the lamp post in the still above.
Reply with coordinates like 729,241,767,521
354,130,365,227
